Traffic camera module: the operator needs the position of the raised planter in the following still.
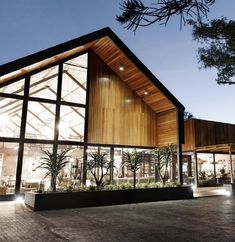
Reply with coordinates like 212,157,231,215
223,183,235,195
25,186,193,211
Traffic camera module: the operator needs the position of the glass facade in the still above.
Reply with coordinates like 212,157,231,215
0,52,88,195
25,101,56,139
0,50,182,195
29,66,58,100
0,98,23,138
0,142,18,194
59,105,85,141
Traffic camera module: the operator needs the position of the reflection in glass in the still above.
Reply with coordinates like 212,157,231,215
57,145,84,189
0,98,22,138
0,142,18,195
62,54,88,104
113,148,155,185
21,143,53,193
59,105,85,141
25,101,55,139
29,66,58,100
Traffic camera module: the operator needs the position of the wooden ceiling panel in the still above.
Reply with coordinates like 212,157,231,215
90,37,175,114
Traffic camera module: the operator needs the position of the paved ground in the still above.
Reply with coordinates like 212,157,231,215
0,196,234,242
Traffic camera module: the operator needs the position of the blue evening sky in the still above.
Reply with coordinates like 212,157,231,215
0,0,235,123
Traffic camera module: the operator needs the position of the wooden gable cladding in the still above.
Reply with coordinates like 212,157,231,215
90,36,175,114
182,119,196,152
156,109,177,147
183,119,235,152
88,51,158,147
194,119,235,147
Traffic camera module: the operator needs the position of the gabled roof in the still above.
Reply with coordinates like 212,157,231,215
0,27,184,114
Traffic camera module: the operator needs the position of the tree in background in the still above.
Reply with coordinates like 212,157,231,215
117,0,215,31
123,150,143,188
191,18,235,84
117,1,235,85
184,111,194,120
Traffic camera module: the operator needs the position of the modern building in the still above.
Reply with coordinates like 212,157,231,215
182,118,235,186
0,27,186,196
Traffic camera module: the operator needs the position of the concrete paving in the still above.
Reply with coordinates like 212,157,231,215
0,196,234,242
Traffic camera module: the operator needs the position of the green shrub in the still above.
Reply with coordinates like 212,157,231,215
120,183,132,190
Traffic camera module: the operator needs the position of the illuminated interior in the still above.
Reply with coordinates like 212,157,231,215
0,53,88,194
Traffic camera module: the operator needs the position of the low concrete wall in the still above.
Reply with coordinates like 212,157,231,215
25,186,194,211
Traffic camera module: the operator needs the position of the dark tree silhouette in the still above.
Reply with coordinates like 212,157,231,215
191,18,235,84
117,1,235,85
117,0,215,31
184,111,194,120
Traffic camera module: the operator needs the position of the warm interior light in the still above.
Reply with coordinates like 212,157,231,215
144,89,148,96
58,121,71,136
191,184,196,191
15,196,24,203
119,64,124,71
0,114,9,126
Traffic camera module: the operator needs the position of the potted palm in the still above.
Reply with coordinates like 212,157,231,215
37,149,70,192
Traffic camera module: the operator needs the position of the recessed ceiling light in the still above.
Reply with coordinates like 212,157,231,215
119,64,124,71
144,90,148,96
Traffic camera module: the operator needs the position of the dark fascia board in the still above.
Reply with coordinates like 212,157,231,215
0,27,185,112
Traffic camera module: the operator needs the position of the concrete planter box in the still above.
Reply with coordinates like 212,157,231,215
223,183,235,196
25,186,193,211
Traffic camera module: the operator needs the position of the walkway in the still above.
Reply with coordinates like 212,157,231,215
0,196,234,242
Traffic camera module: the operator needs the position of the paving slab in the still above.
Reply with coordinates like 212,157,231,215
0,196,234,242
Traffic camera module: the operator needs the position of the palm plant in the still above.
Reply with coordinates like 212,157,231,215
87,152,111,190
123,150,143,189
152,144,175,186
37,149,70,192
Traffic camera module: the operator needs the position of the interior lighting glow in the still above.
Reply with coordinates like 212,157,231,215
0,114,9,126
191,184,196,191
144,89,148,96
58,122,71,136
15,196,24,203
218,189,231,196
119,64,124,71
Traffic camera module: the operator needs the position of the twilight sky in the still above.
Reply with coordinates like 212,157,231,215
0,0,235,123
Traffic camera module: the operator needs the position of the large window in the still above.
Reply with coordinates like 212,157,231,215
57,145,84,189
21,143,53,193
0,52,89,195
62,54,88,104
59,105,85,141
29,66,58,100
0,142,18,195
25,101,56,140
0,98,23,138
